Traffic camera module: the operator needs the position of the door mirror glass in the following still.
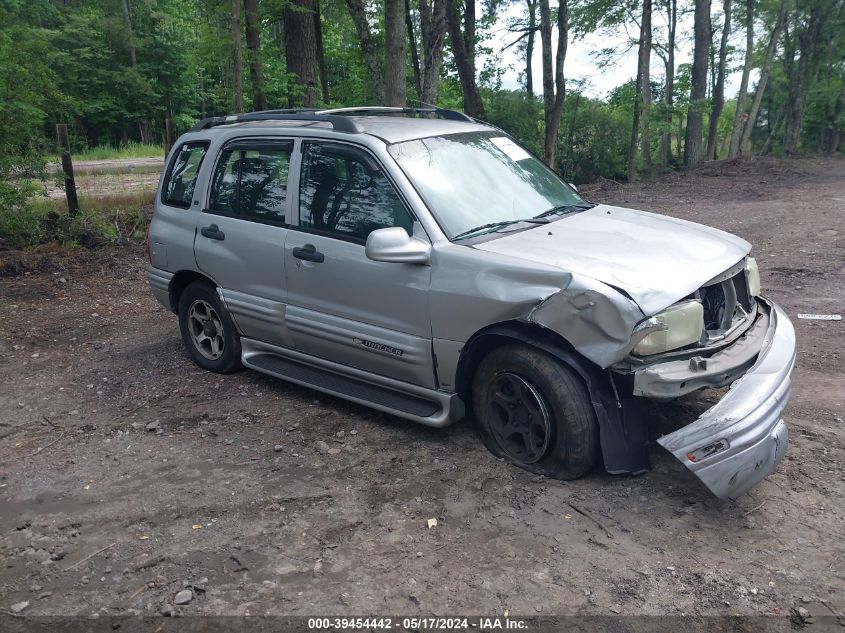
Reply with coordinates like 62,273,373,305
365,227,430,264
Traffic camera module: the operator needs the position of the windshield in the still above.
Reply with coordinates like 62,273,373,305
388,131,584,238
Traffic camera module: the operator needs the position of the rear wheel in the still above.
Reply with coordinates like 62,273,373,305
472,344,598,479
177,281,242,373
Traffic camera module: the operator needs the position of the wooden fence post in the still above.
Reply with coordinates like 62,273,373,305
55,124,80,216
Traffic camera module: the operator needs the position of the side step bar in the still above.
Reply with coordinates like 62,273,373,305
240,338,464,428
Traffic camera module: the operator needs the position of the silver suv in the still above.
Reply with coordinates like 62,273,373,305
147,107,795,499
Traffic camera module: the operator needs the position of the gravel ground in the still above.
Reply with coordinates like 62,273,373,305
0,156,843,621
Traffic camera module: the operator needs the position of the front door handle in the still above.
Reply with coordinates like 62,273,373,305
292,244,325,263
201,224,225,241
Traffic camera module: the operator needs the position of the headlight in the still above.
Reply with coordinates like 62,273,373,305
632,300,704,356
745,257,761,296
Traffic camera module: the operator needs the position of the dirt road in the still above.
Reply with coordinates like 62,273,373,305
1,156,843,620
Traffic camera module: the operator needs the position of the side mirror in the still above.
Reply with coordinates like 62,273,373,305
569,182,578,192
365,227,431,265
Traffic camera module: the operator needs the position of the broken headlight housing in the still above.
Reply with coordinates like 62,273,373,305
632,300,704,356
746,256,761,297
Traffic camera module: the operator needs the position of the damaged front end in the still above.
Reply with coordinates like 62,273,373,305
614,260,795,499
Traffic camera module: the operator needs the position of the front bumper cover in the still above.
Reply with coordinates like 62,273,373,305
655,298,795,499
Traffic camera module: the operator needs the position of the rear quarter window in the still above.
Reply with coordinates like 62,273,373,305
162,141,209,208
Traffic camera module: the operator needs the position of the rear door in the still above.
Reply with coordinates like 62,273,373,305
283,140,435,388
193,138,295,346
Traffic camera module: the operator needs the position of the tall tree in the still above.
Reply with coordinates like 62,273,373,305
243,0,266,111
419,0,448,104
738,0,787,154
629,0,652,180
284,0,322,107
446,0,485,116
653,0,677,164
524,0,538,97
684,0,711,166
539,0,568,168
345,0,384,102
385,0,408,105
407,4,424,98
232,0,244,112
825,82,845,153
314,0,330,102
706,0,732,159
121,0,137,67
782,0,834,154
728,0,754,158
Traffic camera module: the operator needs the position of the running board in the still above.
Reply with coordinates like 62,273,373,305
240,338,464,427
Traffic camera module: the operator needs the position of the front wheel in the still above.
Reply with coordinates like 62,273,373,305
472,344,598,479
177,281,242,373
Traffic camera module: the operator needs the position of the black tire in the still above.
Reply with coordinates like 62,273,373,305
177,281,242,373
472,344,598,479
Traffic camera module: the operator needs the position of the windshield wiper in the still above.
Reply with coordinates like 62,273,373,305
452,217,548,241
534,201,596,220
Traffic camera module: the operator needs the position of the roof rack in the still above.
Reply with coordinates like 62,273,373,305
189,111,363,133
188,106,477,134
316,106,475,122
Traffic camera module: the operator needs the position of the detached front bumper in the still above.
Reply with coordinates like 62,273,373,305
653,298,795,499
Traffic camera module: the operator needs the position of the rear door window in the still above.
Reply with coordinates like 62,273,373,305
207,142,292,225
163,142,208,208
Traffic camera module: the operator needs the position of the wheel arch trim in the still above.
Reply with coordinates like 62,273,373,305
168,270,219,314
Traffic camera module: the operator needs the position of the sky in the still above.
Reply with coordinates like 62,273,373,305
492,2,754,101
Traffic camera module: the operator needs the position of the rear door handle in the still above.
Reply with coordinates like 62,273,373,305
292,243,325,263
201,224,225,241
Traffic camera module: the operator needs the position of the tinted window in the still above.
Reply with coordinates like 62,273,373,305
240,150,290,223
299,142,413,241
209,149,239,215
164,142,208,208
207,145,292,224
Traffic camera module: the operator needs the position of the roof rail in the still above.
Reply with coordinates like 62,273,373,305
189,111,363,133
317,106,475,123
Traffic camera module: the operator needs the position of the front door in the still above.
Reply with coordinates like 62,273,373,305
193,138,294,346
283,140,435,388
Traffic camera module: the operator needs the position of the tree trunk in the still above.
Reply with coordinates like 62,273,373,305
728,0,754,158
418,0,448,104
384,0,408,106
284,0,321,107
739,0,786,154
525,0,537,98
539,0,567,169
345,0,384,102
825,82,845,153
121,0,137,67
407,3,423,99
706,0,732,159
243,0,266,111
446,0,485,117
659,0,677,165
684,0,710,167
629,0,652,180
314,0,330,103
232,0,244,112
783,3,826,154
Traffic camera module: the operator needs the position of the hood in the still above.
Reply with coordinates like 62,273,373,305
473,204,751,315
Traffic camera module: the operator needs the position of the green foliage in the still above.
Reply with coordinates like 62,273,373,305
1,0,844,253
1,192,152,249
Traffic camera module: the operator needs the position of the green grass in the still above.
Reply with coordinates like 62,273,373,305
2,191,154,249
52,141,164,162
